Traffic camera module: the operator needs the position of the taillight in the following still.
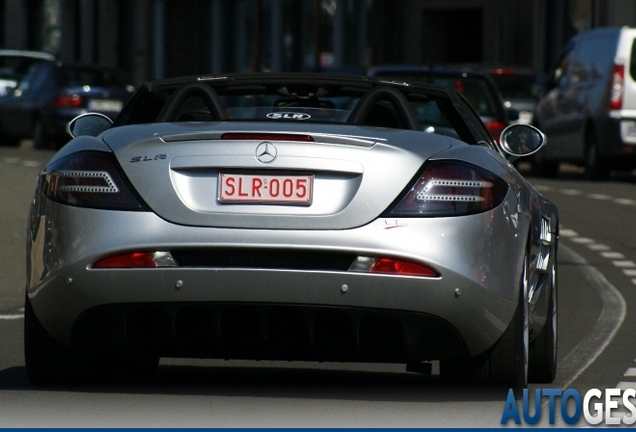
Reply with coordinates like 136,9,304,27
92,251,177,268
485,120,507,142
389,161,508,217
609,64,624,110
45,151,147,210
52,94,83,108
349,256,438,277
221,133,313,141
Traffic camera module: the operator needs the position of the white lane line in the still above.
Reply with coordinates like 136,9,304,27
3,157,20,164
571,237,595,244
617,382,636,391
588,194,612,200
614,198,636,205
532,184,552,191
558,245,626,389
22,160,42,168
624,368,636,377
623,269,636,276
561,189,584,196
560,229,578,237
588,244,611,251
0,314,24,320
613,260,636,268
601,251,626,259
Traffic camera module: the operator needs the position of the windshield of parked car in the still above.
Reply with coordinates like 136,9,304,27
0,55,47,81
375,74,499,118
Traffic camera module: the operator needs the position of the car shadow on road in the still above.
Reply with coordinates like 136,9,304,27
0,362,509,404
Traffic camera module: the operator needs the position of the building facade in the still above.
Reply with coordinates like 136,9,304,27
1,0,636,86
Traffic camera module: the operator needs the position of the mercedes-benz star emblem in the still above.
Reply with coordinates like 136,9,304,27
255,142,277,163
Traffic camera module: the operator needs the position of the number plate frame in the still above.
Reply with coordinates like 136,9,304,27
218,173,313,205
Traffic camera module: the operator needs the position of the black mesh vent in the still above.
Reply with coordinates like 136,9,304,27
171,249,357,271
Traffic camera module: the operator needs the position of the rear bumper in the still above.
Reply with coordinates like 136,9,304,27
27,198,527,360
599,114,636,164
73,301,470,364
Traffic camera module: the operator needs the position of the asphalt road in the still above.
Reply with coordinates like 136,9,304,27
0,148,635,427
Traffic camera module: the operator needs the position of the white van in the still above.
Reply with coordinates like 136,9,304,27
533,27,636,180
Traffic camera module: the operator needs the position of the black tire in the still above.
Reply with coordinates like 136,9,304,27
529,251,558,383
530,148,559,178
33,118,52,149
441,255,529,393
24,295,74,387
584,131,610,180
480,269,528,392
0,125,20,146
25,295,159,386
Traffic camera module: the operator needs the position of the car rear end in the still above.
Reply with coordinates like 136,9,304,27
42,64,134,143
28,125,524,368
608,28,636,156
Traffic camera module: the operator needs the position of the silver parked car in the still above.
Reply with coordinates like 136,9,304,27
25,73,558,391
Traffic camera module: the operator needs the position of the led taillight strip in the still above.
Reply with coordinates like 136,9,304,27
54,170,119,193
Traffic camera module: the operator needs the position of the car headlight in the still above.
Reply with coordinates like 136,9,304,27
45,151,148,210
388,161,508,217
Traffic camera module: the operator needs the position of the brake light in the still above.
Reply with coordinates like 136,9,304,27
349,256,438,277
45,151,147,210
609,64,624,110
221,133,313,141
92,251,177,268
52,94,83,108
491,68,515,76
389,161,508,217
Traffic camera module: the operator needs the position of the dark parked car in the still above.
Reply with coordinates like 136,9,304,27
533,27,636,180
486,67,544,125
0,61,134,149
0,49,55,96
368,65,518,142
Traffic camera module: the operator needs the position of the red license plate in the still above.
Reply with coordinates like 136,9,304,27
219,173,313,204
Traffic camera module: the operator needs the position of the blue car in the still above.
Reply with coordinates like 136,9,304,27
0,61,135,149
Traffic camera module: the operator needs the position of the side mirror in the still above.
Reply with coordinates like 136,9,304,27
67,113,113,138
499,124,545,157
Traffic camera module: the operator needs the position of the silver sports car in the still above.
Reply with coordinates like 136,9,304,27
25,73,558,391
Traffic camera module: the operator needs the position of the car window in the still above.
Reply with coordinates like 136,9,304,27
573,36,615,82
16,65,50,93
0,56,47,81
489,74,540,100
550,46,574,88
372,74,499,117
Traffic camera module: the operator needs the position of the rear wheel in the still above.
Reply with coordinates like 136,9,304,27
530,148,559,178
529,249,558,383
24,295,156,387
481,261,528,391
584,131,610,180
441,255,529,392
24,295,74,387
33,118,52,149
